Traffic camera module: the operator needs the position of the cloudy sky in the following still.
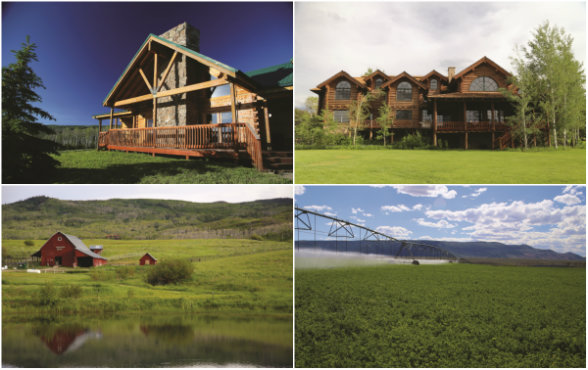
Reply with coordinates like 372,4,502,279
295,185,586,256
2,185,292,204
295,1,586,109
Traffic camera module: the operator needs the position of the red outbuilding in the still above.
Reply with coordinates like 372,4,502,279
140,253,157,265
31,232,107,267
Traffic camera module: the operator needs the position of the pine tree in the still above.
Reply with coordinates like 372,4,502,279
2,36,60,182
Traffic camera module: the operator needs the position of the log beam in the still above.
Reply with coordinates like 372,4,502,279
263,102,271,146
153,52,158,91
139,68,153,92
109,107,114,130
158,51,178,92
114,78,229,107
230,82,237,122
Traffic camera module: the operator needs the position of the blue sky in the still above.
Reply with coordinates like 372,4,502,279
2,2,292,125
295,185,586,256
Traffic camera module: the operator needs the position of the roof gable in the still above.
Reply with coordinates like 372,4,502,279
316,71,366,89
382,71,426,90
422,70,448,82
103,33,243,107
142,252,158,261
453,56,511,81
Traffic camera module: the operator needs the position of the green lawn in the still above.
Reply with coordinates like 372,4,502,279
295,148,586,184
296,263,585,367
43,150,290,184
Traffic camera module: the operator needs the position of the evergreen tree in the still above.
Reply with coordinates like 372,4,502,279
2,36,59,182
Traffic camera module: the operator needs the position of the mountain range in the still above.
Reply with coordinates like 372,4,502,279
2,196,292,240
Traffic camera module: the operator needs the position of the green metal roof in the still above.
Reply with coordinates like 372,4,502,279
245,60,293,88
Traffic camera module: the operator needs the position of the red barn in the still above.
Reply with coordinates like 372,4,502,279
139,253,157,265
31,232,107,267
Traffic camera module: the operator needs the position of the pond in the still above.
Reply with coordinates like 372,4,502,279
2,314,292,367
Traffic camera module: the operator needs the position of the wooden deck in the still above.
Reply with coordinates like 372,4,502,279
98,123,264,170
436,121,509,132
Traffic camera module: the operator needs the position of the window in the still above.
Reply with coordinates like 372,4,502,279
335,80,351,100
469,76,498,91
211,111,233,124
374,78,383,89
396,110,412,120
422,109,432,122
430,79,438,90
396,81,412,101
466,110,480,122
211,84,230,98
333,110,350,123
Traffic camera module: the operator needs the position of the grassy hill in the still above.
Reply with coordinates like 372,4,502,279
2,196,292,241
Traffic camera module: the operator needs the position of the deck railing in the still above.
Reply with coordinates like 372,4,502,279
98,123,264,170
437,121,509,132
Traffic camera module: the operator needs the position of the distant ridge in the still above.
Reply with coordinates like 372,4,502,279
3,196,292,240
297,240,584,261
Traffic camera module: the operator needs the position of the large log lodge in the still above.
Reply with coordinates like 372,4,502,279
93,23,293,170
313,57,537,149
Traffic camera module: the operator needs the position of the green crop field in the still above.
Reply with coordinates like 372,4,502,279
2,239,292,318
40,150,290,184
295,148,586,184
295,264,585,367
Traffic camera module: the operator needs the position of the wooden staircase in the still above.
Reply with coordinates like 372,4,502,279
262,150,293,171
495,131,513,150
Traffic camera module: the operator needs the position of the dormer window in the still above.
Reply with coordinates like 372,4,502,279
470,76,498,91
374,78,383,89
430,79,438,90
335,80,351,100
397,81,412,101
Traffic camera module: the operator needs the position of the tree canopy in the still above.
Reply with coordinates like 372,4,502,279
2,36,60,182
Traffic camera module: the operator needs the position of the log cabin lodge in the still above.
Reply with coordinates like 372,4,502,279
312,57,539,149
93,22,292,170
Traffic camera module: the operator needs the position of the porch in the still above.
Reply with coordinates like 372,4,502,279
97,122,264,170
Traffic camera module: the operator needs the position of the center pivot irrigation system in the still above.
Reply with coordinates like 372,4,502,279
295,206,458,261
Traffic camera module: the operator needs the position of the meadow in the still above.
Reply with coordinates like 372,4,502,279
295,263,585,367
294,148,586,183
2,239,292,318
42,150,290,184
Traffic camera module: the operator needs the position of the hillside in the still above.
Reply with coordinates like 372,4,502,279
297,240,584,261
2,196,292,240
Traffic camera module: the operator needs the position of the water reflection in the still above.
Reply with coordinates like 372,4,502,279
3,315,292,367
34,324,102,355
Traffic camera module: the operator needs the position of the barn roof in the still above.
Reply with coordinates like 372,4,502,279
62,233,108,260
142,252,157,261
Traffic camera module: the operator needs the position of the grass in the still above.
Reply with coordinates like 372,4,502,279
296,263,585,367
43,149,290,184
2,239,292,318
294,148,586,183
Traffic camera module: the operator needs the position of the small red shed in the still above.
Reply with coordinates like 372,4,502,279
31,232,107,267
140,253,157,265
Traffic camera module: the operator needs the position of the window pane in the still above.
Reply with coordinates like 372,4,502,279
466,110,480,122
375,78,383,89
221,111,232,123
396,110,412,120
335,80,351,100
397,81,412,101
333,110,350,123
470,76,498,91
430,79,438,90
211,84,230,97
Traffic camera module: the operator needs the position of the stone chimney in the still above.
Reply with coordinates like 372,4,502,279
448,66,456,83
159,22,200,52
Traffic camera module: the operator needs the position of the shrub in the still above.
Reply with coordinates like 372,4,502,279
60,285,82,298
36,283,59,307
24,240,34,246
396,132,429,149
146,259,194,286
250,234,264,241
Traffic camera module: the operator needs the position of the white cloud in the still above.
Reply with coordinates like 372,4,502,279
463,187,488,199
363,212,373,217
324,212,337,218
376,225,413,238
295,186,306,196
350,216,366,224
393,186,457,199
351,207,364,214
381,204,411,214
554,193,581,205
295,2,586,109
415,218,456,229
304,205,333,212
412,204,423,211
